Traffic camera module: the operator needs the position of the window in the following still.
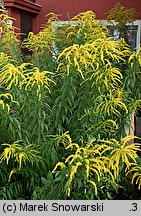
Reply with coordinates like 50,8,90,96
20,11,33,41
20,11,33,55
101,20,141,50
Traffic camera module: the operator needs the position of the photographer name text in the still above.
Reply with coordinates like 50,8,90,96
3,202,104,213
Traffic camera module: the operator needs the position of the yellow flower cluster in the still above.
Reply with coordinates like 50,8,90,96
0,140,40,181
22,13,59,53
0,93,18,112
52,133,141,197
0,63,56,100
20,67,56,100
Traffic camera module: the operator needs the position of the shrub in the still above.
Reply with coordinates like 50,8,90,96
0,4,141,199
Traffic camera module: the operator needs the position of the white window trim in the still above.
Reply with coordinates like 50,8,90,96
133,20,141,47
100,19,141,48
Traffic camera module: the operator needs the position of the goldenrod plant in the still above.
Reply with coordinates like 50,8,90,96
1,2,141,199
51,133,141,199
107,2,137,44
0,13,22,63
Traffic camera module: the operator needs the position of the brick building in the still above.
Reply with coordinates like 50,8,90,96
3,0,141,35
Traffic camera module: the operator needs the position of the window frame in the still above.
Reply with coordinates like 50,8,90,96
100,19,141,49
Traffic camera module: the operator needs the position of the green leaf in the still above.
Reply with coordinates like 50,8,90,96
47,171,53,181
41,177,52,187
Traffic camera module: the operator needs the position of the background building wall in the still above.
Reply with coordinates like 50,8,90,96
3,0,141,33
35,0,141,31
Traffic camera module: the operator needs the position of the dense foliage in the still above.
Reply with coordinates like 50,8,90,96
0,3,141,199
107,2,138,44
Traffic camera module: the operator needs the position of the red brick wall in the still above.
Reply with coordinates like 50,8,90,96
3,0,141,33
35,0,141,31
